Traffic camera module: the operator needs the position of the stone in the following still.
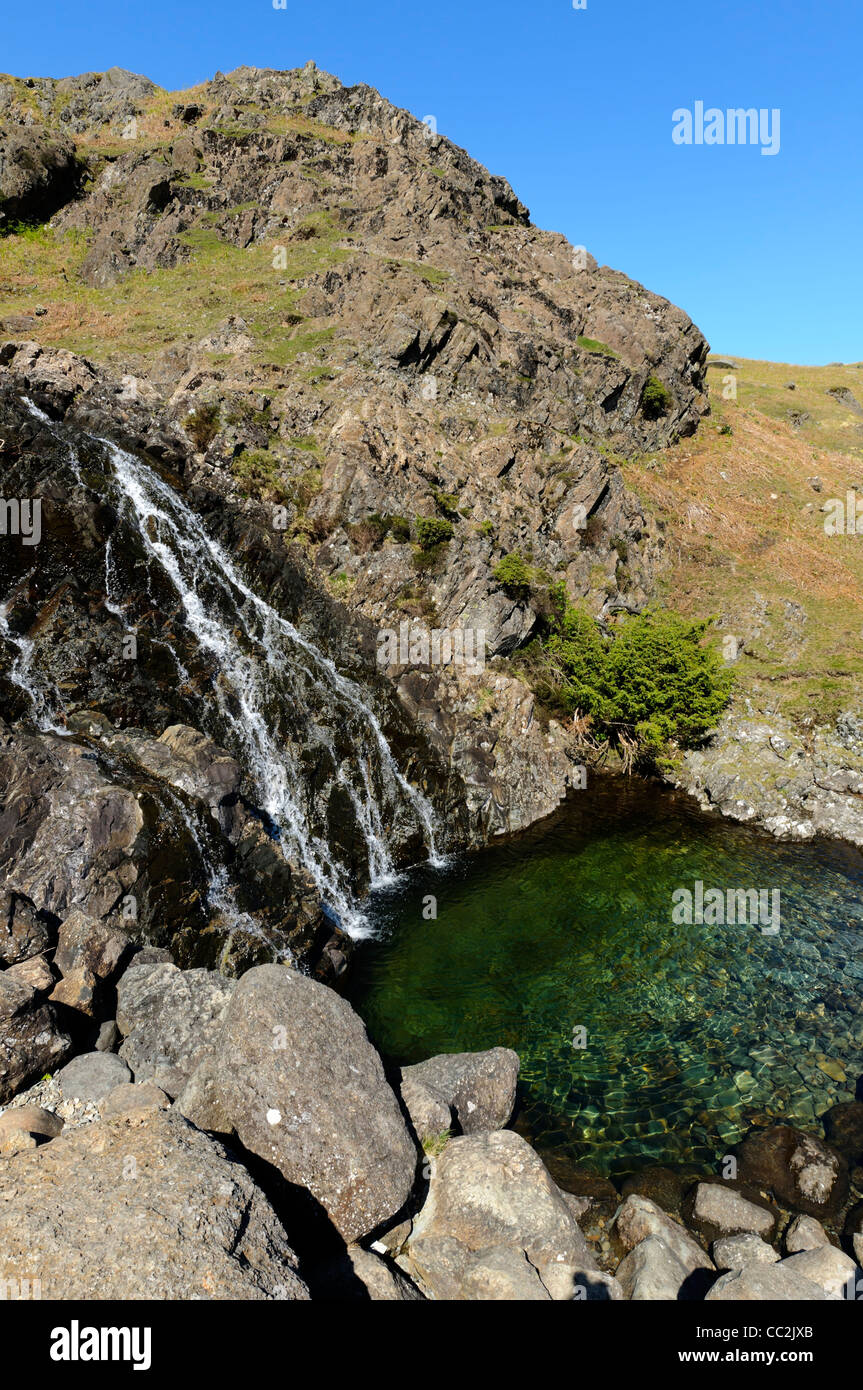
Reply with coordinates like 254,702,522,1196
57,1051,132,1102
404,1234,550,1301
736,1125,847,1216
0,1110,308,1299
399,1073,452,1143
94,1019,120,1052
785,1214,830,1254
116,961,236,1096
0,974,71,1103
712,1233,780,1271
315,1244,424,1301
404,1129,599,1300
822,1101,863,1165
0,890,52,967
178,964,417,1243
400,1047,519,1134
612,1194,713,1275
49,967,97,1015
99,1081,171,1121
0,1103,63,1152
616,1236,695,1300
4,954,53,993
54,908,130,984
706,1265,831,1301
689,1181,775,1240
780,1247,859,1299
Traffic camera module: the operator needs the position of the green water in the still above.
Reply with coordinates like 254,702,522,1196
345,778,863,1179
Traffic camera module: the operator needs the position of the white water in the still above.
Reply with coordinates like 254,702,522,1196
5,398,443,938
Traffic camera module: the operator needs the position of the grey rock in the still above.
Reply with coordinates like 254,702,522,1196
0,1109,308,1299
612,1194,714,1275
317,1244,424,1301
690,1181,775,1239
116,961,236,1096
400,1047,519,1134
99,1081,171,1121
785,1214,830,1254
780,1246,859,1299
404,1234,550,1301
404,1129,598,1300
94,1019,120,1053
57,1051,131,1101
712,1233,780,1271
706,1265,831,1301
616,1236,694,1300
178,964,417,1243
399,1073,452,1143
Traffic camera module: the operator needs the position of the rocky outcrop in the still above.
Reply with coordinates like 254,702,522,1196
0,1109,309,1299
177,964,417,1241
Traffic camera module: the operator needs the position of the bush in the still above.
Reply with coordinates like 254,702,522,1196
432,489,460,519
183,402,221,451
641,375,672,420
517,586,732,764
415,516,454,550
493,552,533,598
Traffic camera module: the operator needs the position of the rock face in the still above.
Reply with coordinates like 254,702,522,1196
178,964,417,1242
402,1129,599,1300
736,1125,847,1218
116,960,236,1096
0,1109,308,1298
400,1047,518,1135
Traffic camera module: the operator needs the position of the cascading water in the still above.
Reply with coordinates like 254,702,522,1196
3,396,442,940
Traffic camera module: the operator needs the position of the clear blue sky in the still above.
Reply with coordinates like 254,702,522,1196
4,0,861,364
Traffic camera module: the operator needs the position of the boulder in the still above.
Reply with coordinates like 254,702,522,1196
403,1129,599,1300
688,1181,775,1241
0,1110,308,1299
0,1103,63,1155
53,908,130,997
0,973,71,1103
57,1051,132,1102
399,1073,452,1144
315,1245,425,1301
400,1047,519,1135
4,954,53,993
616,1236,695,1300
116,961,235,1096
736,1125,847,1216
99,1081,171,1121
712,1233,780,1271
706,1265,831,1300
822,1101,863,1165
785,1214,830,1254
612,1194,714,1276
177,964,417,1243
780,1247,859,1299
0,891,52,967
404,1234,550,1301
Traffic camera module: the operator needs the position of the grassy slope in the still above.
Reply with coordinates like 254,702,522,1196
623,358,863,726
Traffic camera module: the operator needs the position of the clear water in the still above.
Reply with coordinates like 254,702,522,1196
345,777,863,1179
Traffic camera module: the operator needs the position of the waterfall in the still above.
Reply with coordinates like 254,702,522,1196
4,397,441,938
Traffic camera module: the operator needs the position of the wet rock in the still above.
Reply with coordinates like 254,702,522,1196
57,1051,132,1102
706,1264,831,1301
780,1246,858,1299
0,1109,308,1299
0,973,71,1103
712,1233,780,1271
116,961,235,1096
822,1100,863,1165
400,1047,519,1134
403,1129,598,1300
178,964,417,1242
615,1236,695,1300
785,1214,830,1254
736,1125,848,1217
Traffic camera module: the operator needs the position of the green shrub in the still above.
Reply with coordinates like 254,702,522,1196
641,375,672,420
415,516,454,550
431,489,460,519
183,402,221,451
493,552,533,598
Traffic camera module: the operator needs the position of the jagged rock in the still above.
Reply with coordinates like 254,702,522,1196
177,964,417,1242
0,129,80,227
688,1181,775,1241
0,973,70,1103
712,1233,780,1271
735,1125,847,1217
785,1215,830,1254
116,961,236,1096
615,1236,695,1300
612,1194,714,1276
0,891,52,966
400,1073,452,1144
706,1265,831,1301
403,1129,598,1300
780,1246,858,1299
54,909,130,985
0,1109,308,1299
400,1047,518,1134
94,1019,120,1052
57,1051,131,1102
4,954,52,993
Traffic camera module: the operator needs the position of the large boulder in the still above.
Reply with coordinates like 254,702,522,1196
612,1194,714,1277
735,1125,847,1217
401,1129,599,1300
0,973,70,1103
706,1264,832,1301
780,1246,859,1299
0,1110,308,1299
399,1047,519,1135
615,1236,695,1300
687,1181,776,1242
116,960,235,1096
177,964,417,1243
56,1051,132,1102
